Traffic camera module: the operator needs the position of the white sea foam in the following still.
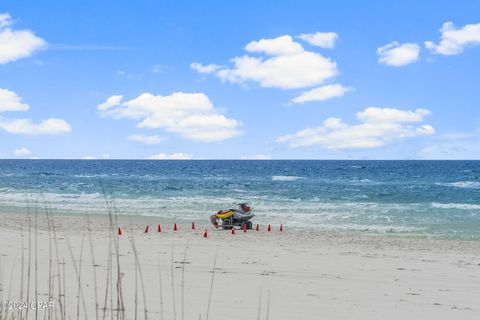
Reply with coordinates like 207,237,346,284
272,175,304,181
0,190,453,234
348,178,382,186
436,181,480,189
431,202,480,210
73,174,109,178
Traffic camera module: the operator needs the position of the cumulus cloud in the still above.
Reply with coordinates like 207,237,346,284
97,95,123,110
0,88,71,135
377,42,420,66
128,134,166,145
0,117,72,135
245,35,304,55
14,147,31,157
79,154,109,160
356,107,431,123
240,154,272,160
146,153,193,160
297,32,338,48
0,88,30,112
97,92,241,142
190,62,222,74
0,13,12,28
277,107,434,149
425,21,480,55
0,12,47,64
191,35,338,89
292,84,351,104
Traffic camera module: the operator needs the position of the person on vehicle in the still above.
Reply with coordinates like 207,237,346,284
238,203,251,213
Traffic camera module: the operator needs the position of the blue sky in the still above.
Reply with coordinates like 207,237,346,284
0,0,479,159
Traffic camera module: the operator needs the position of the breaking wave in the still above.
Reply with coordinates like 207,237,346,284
436,181,480,189
431,202,480,210
272,176,304,181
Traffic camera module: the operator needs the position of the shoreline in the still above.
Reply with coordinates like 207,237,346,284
0,212,479,319
1,209,479,243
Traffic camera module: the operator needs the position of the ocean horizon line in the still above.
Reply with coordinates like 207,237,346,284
1,158,479,161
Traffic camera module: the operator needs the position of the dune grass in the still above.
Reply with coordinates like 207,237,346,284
0,194,272,320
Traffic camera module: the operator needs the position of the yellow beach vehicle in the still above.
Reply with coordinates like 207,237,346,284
210,203,255,230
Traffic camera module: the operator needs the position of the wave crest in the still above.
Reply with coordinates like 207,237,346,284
272,176,304,181
436,181,480,189
431,202,480,210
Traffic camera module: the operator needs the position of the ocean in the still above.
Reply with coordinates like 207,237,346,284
0,160,479,239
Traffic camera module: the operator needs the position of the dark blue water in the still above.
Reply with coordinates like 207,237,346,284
1,160,479,238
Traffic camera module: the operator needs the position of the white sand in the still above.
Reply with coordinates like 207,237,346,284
0,213,479,320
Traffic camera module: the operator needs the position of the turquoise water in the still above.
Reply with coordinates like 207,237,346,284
0,160,479,239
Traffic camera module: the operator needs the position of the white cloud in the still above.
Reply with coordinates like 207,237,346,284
192,35,338,89
277,107,434,149
245,35,304,55
0,13,12,28
190,62,222,74
425,21,480,55
357,107,431,123
0,117,71,135
79,154,110,160
146,153,193,160
0,88,71,135
0,88,30,112
0,89,71,135
97,95,123,110
128,134,166,145
0,12,47,64
14,147,31,157
377,42,420,66
240,154,272,160
292,84,351,104
297,32,338,48
98,92,241,142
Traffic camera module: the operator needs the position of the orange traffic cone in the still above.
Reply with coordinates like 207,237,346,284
192,221,196,230
157,224,162,232
203,229,208,238
267,224,271,232
174,223,178,232
243,224,247,233
255,224,259,231
231,227,235,235
118,227,122,235
144,225,149,233
280,224,284,232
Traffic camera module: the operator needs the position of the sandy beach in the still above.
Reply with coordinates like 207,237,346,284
0,213,478,320
2,0,480,318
